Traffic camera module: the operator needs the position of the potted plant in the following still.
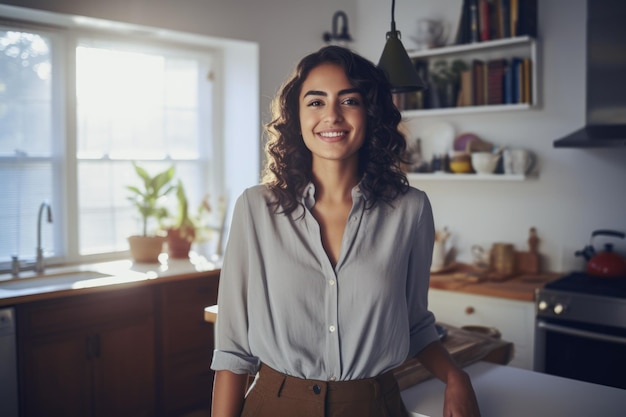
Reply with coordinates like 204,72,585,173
165,180,197,259
126,162,175,263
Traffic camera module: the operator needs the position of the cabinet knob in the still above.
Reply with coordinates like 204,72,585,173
465,306,475,315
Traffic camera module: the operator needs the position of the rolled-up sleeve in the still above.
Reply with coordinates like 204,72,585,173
210,191,261,375
406,192,439,358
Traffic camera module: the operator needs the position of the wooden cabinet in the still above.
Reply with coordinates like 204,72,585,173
17,287,156,417
16,272,220,416
156,274,219,416
428,289,535,369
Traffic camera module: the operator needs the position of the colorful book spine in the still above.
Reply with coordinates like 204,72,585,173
511,57,523,103
487,59,506,105
479,0,491,41
470,0,480,42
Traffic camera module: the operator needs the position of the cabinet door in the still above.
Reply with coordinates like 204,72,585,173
428,289,535,369
157,273,219,416
20,333,92,417
18,287,156,417
95,316,156,417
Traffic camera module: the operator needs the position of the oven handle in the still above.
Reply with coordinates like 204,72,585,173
537,321,626,345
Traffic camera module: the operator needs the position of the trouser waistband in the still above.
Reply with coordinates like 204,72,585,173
255,363,399,402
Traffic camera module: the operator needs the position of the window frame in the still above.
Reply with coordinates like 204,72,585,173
0,6,260,270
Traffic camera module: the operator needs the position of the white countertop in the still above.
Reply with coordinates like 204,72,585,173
0,254,221,305
402,361,626,417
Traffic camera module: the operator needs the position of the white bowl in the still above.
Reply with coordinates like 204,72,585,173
471,152,500,174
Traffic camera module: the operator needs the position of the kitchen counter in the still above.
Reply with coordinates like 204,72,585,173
0,256,221,306
402,361,626,417
429,263,562,301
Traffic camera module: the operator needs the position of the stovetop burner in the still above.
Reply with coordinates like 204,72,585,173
545,272,626,298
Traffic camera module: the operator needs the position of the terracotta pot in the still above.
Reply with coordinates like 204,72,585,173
127,235,165,263
166,229,194,259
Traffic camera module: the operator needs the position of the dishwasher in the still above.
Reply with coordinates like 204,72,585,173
0,307,18,417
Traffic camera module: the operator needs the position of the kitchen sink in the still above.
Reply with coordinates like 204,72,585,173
0,270,114,291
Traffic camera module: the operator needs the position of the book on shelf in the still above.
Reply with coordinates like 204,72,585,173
455,0,536,44
454,0,472,44
510,0,519,37
503,62,513,104
502,57,532,105
469,0,480,43
487,59,506,105
522,57,532,103
478,0,491,41
459,69,474,106
472,59,487,106
517,0,538,37
499,0,511,38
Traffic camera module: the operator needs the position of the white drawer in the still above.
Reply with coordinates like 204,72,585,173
428,289,535,369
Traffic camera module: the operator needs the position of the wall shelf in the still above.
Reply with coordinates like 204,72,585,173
407,36,535,59
402,103,531,118
401,36,538,118
407,173,526,181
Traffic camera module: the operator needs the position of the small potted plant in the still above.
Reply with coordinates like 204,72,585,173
126,162,175,263
165,180,197,259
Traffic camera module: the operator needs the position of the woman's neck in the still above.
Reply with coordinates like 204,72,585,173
311,159,360,204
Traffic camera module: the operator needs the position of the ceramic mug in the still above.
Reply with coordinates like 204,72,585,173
491,243,516,275
503,148,535,175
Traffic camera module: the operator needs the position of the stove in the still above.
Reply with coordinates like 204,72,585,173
537,272,626,329
534,272,626,389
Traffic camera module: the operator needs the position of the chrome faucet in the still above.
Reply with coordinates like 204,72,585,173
35,201,53,274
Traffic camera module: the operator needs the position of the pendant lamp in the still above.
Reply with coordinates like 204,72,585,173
378,0,426,92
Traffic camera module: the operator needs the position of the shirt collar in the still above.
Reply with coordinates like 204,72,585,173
301,181,370,210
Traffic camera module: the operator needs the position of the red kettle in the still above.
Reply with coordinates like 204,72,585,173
575,230,626,277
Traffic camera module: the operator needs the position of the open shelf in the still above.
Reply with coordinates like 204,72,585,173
407,173,526,181
407,36,535,59
402,103,531,118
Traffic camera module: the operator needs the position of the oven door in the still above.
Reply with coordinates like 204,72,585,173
535,317,626,390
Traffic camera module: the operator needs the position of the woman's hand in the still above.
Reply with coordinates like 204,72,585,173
442,368,481,417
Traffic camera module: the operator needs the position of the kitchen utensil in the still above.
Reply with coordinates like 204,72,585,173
515,227,541,274
453,133,480,152
431,227,452,272
503,148,536,175
575,229,626,277
471,151,500,174
411,19,447,50
448,151,472,173
491,242,516,275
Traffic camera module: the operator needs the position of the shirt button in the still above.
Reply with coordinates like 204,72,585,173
329,279,336,286
313,384,321,394
329,325,336,332
329,376,336,381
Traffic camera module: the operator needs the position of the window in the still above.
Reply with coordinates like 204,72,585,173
0,28,58,264
75,40,214,255
0,20,227,267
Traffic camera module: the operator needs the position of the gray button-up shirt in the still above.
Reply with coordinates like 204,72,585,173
211,183,439,381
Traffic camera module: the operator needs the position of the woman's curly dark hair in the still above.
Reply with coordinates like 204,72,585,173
262,45,409,215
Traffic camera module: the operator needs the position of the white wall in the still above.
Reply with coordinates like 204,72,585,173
4,0,625,272
1,0,355,141
355,0,626,272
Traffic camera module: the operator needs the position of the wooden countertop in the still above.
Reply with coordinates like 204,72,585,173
429,263,562,301
393,323,513,390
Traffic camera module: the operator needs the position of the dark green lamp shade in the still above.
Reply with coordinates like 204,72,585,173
378,31,426,93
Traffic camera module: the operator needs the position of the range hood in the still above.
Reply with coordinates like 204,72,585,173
554,0,626,148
